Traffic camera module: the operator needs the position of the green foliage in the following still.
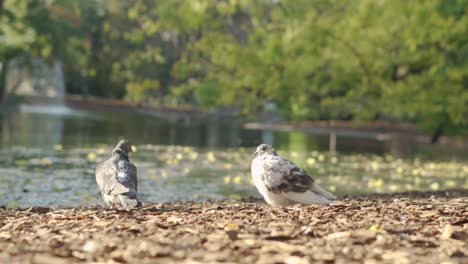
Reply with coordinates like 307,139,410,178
0,0,36,96
125,79,160,103
1,0,466,136
195,80,221,108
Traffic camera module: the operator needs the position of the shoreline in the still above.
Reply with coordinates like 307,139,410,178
4,95,467,151
65,95,238,120
1,190,467,263
16,95,468,139
243,121,468,147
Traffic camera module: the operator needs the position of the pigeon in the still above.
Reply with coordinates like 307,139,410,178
251,144,336,207
95,140,141,208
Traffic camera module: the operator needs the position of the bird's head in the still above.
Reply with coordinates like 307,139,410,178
114,139,134,154
253,144,277,158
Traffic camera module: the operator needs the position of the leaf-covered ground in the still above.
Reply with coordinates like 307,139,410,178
0,190,467,263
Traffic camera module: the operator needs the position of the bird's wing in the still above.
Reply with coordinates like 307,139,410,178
115,160,138,193
261,155,314,194
95,156,133,196
96,157,115,194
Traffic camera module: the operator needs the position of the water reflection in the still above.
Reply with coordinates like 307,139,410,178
0,143,466,208
0,109,247,149
0,106,466,207
1,107,467,159
2,111,64,147
261,129,274,145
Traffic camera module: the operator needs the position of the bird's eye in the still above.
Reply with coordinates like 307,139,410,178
261,146,267,151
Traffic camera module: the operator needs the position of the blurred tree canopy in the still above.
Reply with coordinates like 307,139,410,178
0,0,467,137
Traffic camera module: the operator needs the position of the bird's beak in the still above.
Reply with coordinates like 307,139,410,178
130,145,137,153
252,150,259,158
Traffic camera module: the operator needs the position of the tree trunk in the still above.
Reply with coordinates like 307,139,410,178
0,0,4,16
430,124,444,144
0,61,5,101
0,0,6,100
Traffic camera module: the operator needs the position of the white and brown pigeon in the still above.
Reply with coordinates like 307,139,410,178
251,144,336,207
95,139,141,208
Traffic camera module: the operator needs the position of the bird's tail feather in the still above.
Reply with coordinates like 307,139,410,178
118,193,142,208
283,190,332,205
310,183,336,200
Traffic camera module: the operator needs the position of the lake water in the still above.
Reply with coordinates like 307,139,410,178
0,105,467,207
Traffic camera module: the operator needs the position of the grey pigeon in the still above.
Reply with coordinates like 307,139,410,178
251,144,336,207
95,140,141,208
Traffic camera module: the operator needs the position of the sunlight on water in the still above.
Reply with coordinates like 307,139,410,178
19,104,87,116
0,144,467,208
0,108,466,207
